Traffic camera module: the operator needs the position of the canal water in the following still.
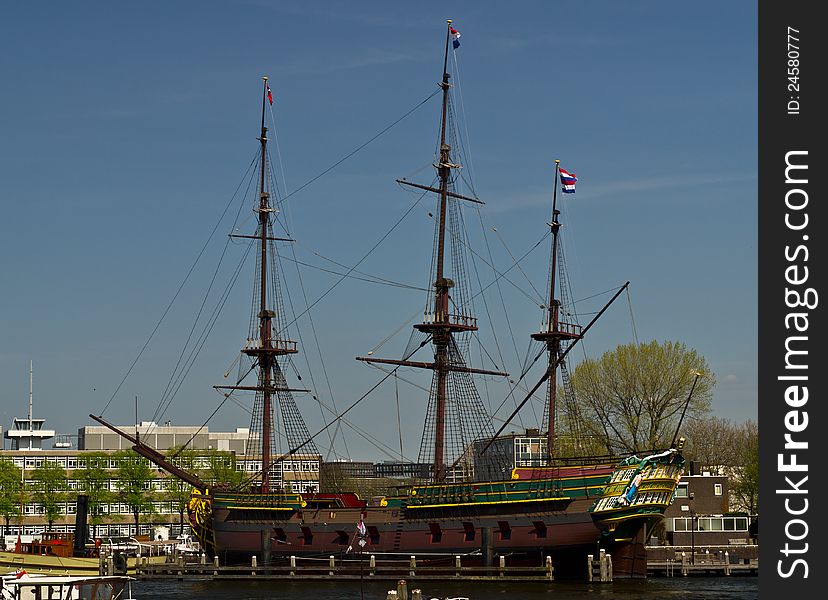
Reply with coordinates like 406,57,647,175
136,577,759,599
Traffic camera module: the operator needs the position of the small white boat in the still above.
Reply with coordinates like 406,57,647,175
1,572,135,600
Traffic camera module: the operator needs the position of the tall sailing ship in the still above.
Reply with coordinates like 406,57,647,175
92,22,685,579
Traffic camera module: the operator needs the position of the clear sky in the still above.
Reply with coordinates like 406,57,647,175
0,1,756,460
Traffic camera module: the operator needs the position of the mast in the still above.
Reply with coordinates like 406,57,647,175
90,76,315,494
237,76,299,493
531,161,583,460
357,21,507,483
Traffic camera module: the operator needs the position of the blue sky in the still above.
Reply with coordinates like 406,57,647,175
0,1,756,460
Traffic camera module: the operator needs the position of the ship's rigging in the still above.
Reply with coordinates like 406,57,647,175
90,23,637,492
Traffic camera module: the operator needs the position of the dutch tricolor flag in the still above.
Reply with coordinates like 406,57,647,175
450,27,461,49
560,168,577,193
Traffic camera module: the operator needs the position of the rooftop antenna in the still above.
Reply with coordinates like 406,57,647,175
28,360,33,435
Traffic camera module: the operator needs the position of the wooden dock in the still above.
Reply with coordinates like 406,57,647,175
135,553,555,582
647,553,758,577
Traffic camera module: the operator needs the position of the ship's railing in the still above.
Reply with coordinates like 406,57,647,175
537,320,583,337
242,338,298,353
420,312,478,328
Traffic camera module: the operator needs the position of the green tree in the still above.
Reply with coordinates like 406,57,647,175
77,452,114,538
114,451,156,537
571,340,714,454
200,450,245,490
31,461,68,531
164,446,199,536
0,458,23,536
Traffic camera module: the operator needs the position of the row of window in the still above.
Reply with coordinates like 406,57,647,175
672,516,749,532
592,491,671,512
21,501,184,516
7,456,321,472
5,524,172,537
237,460,319,473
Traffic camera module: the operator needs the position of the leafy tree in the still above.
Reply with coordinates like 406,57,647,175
730,420,759,514
77,452,114,538
682,416,742,470
200,450,245,490
0,458,23,536
571,340,714,454
114,451,156,536
31,461,68,531
164,446,199,536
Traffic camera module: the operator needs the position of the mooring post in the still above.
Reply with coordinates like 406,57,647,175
455,555,461,577
545,555,553,580
499,555,506,577
411,589,422,600
724,551,731,576
587,554,594,582
290,555,296,577
482,526,493,574
599,549,607,581
397,579,409,600
681,551,688,576
409,555,416,577
370,554,376,576
213,554,219,576
329,555,335,576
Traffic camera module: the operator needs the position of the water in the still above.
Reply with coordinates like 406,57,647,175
136,577,758,599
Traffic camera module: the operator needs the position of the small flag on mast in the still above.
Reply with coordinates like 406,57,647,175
450,27,461,49
267,86,273,106
357,519,367,536
560,168,577,193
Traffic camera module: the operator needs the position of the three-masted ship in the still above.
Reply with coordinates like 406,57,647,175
92,22,685,579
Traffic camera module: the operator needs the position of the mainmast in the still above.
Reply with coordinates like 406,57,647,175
531,161,583,460
357,21,506,483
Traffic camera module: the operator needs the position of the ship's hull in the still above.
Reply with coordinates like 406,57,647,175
187,458,677,579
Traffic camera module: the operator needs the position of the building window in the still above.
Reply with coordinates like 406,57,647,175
675,485,689,498
714,483,723,496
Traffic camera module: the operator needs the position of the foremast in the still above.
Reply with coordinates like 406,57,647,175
214,76,303,493
356,21,507,483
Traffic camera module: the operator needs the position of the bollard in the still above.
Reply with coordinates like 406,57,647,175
370,554,376,577
724,551,731,576
545,555,553,581
386,591,397,600
599,549,607,582
200,553,206,565
680,551,688,576
329,555,335,576
411,589,422,600
587,554,594,582
290,555,296,577
499,555,505,577
409,555,416,577
455,555,461,577
251,555,257,576
397,579,409,600
213,554,219,576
